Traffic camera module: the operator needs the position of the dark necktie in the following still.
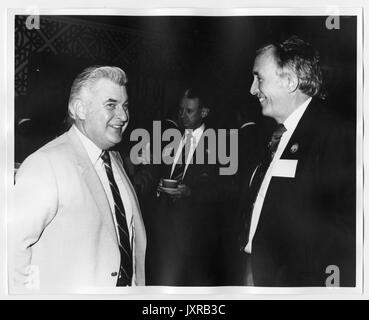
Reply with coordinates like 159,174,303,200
239,124,287,249
101,151,133,286
249,123,287,201
170,132,194,181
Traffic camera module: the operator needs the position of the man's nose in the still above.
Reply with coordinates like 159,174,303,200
250,78,258,96
116,105,128,121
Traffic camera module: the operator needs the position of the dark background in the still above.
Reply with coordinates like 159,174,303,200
14,15,357,162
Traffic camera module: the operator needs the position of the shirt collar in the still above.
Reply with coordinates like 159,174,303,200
73,124,103,165
184,123,205,145
283,97,312,133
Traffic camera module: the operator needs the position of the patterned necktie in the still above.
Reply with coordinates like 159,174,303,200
171,132,194,181
101,151,133,286
239,124,287,250
249,123,287,202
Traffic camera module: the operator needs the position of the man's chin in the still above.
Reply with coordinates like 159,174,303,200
107,134,123,146
261,105,271,117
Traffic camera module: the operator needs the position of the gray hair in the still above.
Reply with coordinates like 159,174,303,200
67,66,128,123
257,36,324,99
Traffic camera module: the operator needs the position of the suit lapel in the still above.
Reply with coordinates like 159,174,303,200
66,127,118,245
281,98,319,161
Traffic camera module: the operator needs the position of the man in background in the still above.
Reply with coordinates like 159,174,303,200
147,87,224,286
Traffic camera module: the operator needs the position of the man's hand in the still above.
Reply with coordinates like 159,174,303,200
158,183,191,199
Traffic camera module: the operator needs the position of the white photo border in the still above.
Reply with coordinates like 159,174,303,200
3,5,364,298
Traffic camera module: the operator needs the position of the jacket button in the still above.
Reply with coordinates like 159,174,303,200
111,272,118,277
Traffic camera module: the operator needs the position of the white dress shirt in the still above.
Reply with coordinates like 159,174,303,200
245,97,312,254
170,123,205,179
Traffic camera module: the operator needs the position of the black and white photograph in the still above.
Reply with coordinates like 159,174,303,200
4,6,363,296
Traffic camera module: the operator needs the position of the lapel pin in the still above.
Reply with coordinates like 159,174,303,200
290,143,299,154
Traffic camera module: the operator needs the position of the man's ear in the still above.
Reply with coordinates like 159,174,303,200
73,99,87,120
285,71,299,93
201,107,210,119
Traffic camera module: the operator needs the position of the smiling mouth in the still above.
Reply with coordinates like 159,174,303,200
109,124,126,132
257,95,266,102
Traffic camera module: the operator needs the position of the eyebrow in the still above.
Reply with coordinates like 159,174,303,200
103,98,118,104
103,98,129,104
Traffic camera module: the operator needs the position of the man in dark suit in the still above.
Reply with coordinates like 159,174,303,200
147,87,224,286
238,36,356,287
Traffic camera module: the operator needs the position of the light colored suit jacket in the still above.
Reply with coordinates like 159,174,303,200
10,127,146,292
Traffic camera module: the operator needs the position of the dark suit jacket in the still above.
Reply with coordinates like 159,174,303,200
147,128,224,285
239,99,356,287
159,131,222,253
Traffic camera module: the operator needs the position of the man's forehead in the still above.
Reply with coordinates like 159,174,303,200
253,50,278,72
180,97,200,108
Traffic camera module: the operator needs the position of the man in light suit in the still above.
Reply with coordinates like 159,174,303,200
238,36,356,287
10,66,146,292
